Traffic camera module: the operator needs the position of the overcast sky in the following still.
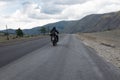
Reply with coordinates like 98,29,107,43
0,0,120,30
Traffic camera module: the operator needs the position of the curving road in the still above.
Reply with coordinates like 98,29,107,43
0,34,120,80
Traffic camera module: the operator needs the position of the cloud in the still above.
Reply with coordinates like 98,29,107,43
21,2,53,20
39,0,89,15
1,0,120,30
54,0,88,5
40,0,88,5
49,0,120,20
0,0,20,2
0,1,6,5
40,3,64,14
0,1,60,30
0,1,7,9
95,0,120,13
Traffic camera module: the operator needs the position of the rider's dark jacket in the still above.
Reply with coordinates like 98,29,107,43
50,28,59,36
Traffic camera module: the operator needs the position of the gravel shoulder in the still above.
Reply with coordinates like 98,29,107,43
76,30,120,68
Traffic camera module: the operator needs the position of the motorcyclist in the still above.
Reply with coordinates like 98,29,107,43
50,27,59,42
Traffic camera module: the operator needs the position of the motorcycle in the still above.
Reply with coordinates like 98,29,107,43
51,35,58,46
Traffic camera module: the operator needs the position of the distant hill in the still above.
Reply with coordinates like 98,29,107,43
1,29,16,34
64,11,120,33
1,11,120,35
1,27,41,35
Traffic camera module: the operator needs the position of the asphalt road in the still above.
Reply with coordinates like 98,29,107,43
0,34,120,80
0,37,50,67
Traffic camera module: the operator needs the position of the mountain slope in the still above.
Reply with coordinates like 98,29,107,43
65,11,120,33
1,11,120,35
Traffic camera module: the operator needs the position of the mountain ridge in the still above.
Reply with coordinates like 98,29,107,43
1,11,120,35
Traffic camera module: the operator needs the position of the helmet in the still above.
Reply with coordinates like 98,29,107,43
53,27,56,30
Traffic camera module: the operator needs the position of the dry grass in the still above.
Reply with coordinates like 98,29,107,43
77,29,120,68
78,29,120,49
0,34,48,44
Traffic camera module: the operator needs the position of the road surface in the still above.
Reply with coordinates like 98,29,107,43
0,34,120,80
0,37,50,67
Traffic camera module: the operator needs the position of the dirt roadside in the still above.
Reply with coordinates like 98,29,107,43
76,33,120,68
0,35,48,47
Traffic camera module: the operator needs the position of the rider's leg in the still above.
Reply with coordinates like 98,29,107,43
56,35,59,42
51,36,52,41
